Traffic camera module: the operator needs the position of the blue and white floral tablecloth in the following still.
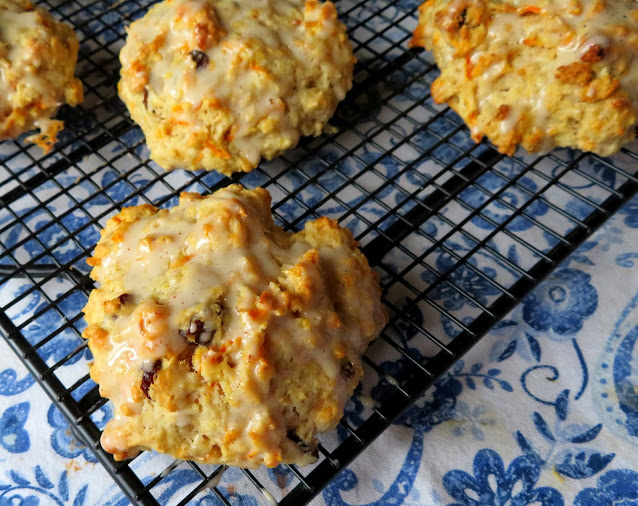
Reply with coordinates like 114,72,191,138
0,189,636,506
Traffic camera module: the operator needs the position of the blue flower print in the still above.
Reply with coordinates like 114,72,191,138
443,449,563,505
371,350,462,431
426,254,501,311
459,173,549,232
0,402,30,454
550,151,619,190
47,400,111,463
397,0,421,12
619,198,638,229
542,200,602,250
522,268,597,337
575,469,638,505
0,368,35,396
11,285,89,368
450,402,493,441
196,488,258,505
268,466,294,490
0,467,86,506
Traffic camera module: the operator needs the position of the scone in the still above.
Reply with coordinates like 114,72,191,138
118,0,355,175
82,185,387,468
0,0,83,152
410,0,638,156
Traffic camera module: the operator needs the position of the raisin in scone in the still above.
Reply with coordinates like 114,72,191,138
0,0,83,152
118,0,355,175
82,185,387,467
410,0,638,156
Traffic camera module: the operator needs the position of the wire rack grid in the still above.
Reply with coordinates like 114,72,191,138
0,0,637,503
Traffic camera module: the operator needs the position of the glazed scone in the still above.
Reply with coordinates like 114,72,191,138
0,0,83,152
118,0,355,175
82,185,386,467
410,0,638,156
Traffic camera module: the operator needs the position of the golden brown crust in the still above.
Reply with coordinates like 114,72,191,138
118,0,355,174
0,0,83,151
82,185,387,468
411,0,638,156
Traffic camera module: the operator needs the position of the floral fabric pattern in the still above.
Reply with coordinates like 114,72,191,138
574,469,638,506
443,449,563,506
521,268,598,336
0,0,636,503
0,157,637,505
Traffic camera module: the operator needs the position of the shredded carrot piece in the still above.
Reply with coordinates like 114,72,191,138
523,35,541,46
518,5,541,14
205,141,231,159
204,97,220,109
249,63,266,73
465,54,474,79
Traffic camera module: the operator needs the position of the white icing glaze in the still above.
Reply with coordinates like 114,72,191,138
262,489,278,505
204,466,226,489
88,188,383,466
0,4,76,118
472,0,638,143
356,392,375,409
0,0,82,150
0,9,42,98
120,0,348,166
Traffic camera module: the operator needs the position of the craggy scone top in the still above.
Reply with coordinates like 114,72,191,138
118,0,355,174
82,185,387,467
411,0,638,156
0,0,82,151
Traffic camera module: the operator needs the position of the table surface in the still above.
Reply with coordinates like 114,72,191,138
0,190,636,505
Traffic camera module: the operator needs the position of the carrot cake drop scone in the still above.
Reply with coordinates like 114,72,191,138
0,0,83,152
82,185,387,467
410,0,638,156
118,0,355,175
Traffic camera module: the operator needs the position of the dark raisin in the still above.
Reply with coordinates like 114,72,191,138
215,302,226,324
179,344,197,372
140,360,162,399
143,88,148,109
118,293,132,305
581,44,606,63
286,430,301,443
495,104,510,121
457,8,467,28
286,431,318,457
189,50,209,69
341,361,355,380
181,319,212,344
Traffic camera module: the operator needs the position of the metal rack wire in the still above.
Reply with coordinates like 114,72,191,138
0,0,637,503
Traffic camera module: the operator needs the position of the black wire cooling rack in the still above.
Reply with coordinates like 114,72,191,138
1,0,637,504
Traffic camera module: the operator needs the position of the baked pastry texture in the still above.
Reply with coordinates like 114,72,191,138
0,0,83,152
410,0,638,156
118,0,355,175
82,185,386,467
